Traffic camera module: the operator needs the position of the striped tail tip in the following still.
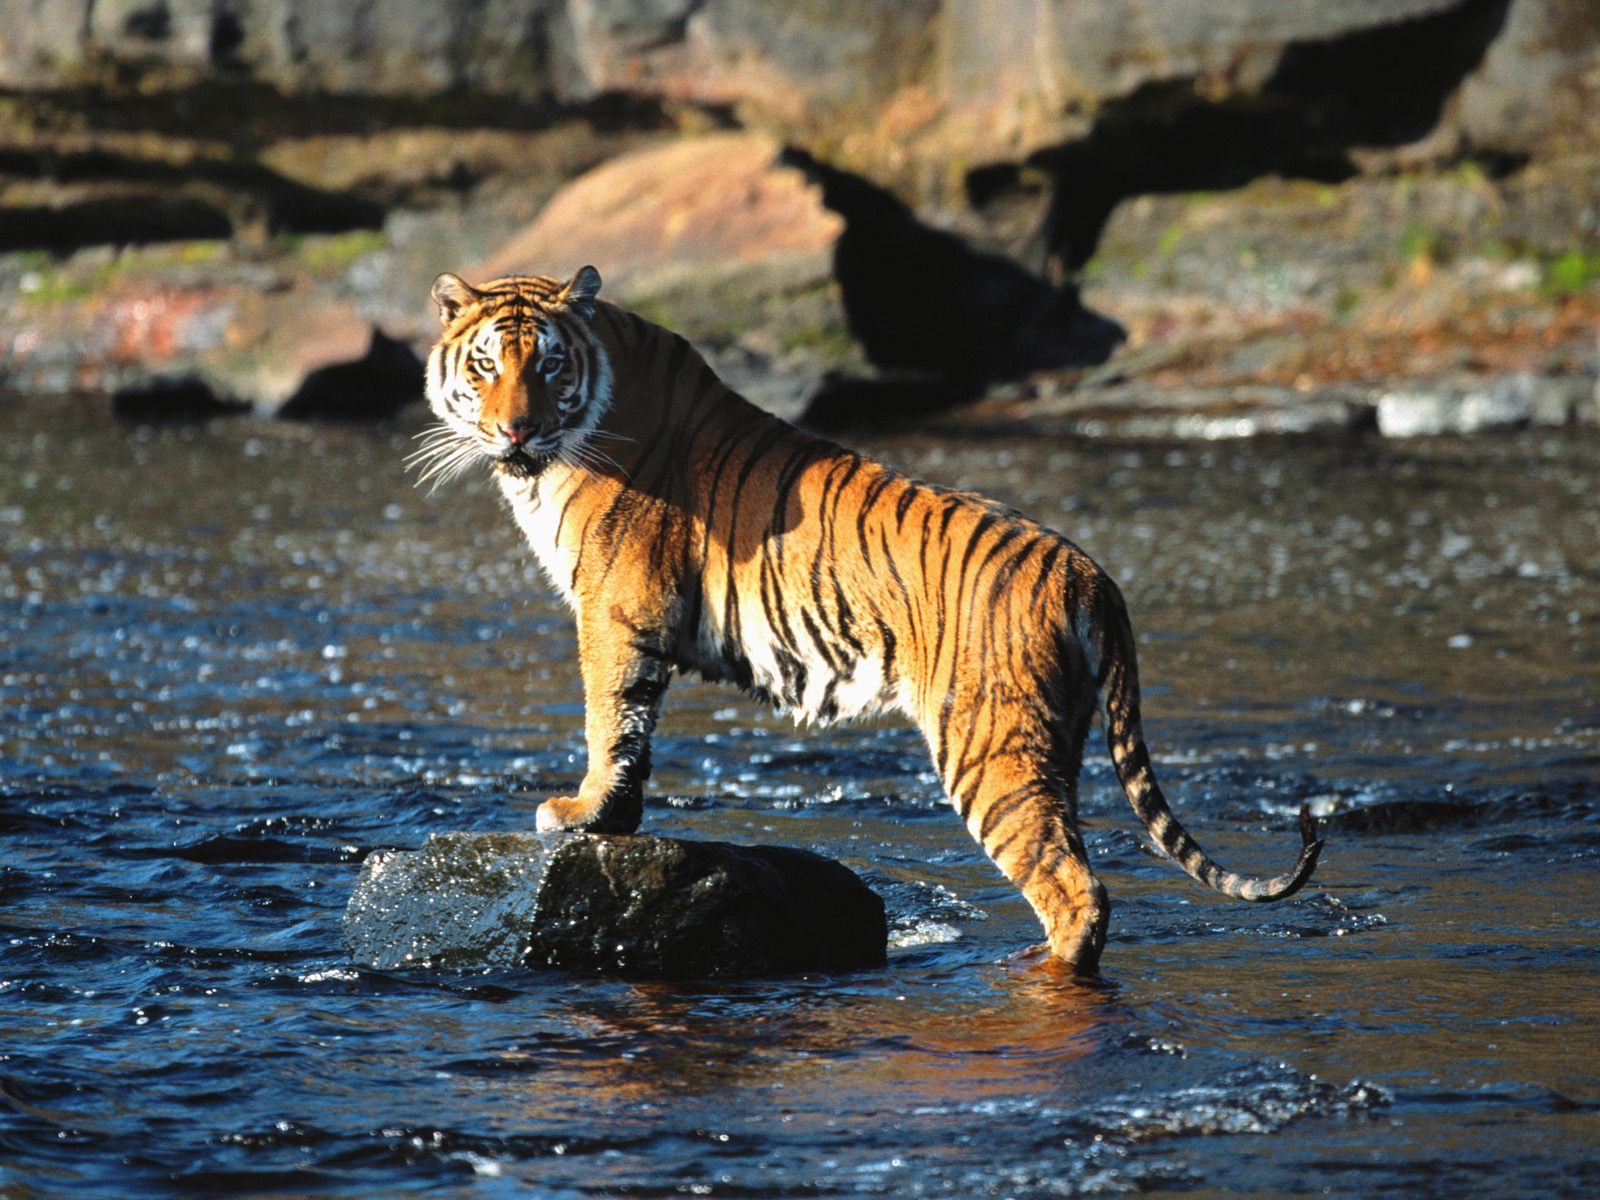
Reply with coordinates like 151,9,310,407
1240,803,1324,902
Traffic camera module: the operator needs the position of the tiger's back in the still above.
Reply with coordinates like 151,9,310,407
420,268,1322,972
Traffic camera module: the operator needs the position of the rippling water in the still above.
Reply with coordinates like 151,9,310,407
3,397,1597,1197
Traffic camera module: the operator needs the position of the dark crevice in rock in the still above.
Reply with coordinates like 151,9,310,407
109,331,422,422
0,80,673,143
780,148,1123,426
209,12,248,71
0,196,235,252
987,0,1517,274
122,5,172,42
0,145,386,251
0,81,678,251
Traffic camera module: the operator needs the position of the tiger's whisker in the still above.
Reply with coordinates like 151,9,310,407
411,440,484,492
563,440,631,484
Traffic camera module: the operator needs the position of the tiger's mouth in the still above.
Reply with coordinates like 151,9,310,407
494,445,553,479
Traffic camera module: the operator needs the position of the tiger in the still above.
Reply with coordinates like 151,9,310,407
415,266,1323,973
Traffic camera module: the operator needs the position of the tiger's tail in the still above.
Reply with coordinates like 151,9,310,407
1096,589,1323,902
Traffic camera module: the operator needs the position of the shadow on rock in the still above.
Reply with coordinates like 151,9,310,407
999,0,1515,273
112,317,423,422
275,329,423,421
779,148,1124,430
0,144,386,253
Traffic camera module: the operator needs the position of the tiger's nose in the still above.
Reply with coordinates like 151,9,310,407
499,420,537,447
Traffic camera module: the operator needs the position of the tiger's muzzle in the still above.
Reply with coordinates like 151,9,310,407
489,416,557,476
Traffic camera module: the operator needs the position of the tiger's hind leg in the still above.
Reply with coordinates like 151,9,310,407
945,717,1109,973
961,773,1109,972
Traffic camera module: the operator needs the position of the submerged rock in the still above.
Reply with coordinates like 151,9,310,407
344,831,887,978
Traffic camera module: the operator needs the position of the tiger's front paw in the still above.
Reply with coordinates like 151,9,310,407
535,795,596,832
536,794,640,835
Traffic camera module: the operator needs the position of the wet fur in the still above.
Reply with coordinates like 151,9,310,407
419,269,1323,972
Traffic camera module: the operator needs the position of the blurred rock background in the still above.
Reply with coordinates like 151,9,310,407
1,0,1596,434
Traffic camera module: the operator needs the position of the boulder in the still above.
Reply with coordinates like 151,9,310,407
474,132,843,293
3,280,422,418
470,132,854,421
1374,372,1595,436
187,294,422,419
1456,0,1600,161
343,831,887,978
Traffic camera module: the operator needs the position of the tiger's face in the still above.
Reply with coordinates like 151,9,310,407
417,267,613,485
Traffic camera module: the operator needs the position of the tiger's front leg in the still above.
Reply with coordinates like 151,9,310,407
535,604,673,835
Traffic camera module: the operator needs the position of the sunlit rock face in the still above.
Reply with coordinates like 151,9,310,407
3,2,1595,171
344,831,887,979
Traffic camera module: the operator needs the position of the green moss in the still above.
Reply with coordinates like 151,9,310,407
19,271,95,306
1398,221,1452,265
175,240,227,265
290,230,388,274
15,251,124,305
1156,221,1184,258
1542,249,1600,299
1398,221,1431,261
777,321,856,358
1479,237,1520,262
1332,282,1363,320
14,249,54,272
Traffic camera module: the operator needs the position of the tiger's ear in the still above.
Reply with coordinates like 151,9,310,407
431,272,480,326
559,265,602,318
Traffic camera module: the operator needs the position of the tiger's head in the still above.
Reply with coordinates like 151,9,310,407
417,267,614,484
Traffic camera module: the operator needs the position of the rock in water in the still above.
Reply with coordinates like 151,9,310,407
343,832,886,978
345,832,552,972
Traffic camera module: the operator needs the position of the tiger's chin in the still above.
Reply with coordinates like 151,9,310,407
493,448,554,479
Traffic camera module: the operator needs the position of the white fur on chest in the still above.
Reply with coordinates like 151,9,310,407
497,471,577,607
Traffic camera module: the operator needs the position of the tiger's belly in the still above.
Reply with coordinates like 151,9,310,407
503,470,903,725
678,604,899,727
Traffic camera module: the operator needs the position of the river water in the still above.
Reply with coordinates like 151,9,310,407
2,395,1597,1197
